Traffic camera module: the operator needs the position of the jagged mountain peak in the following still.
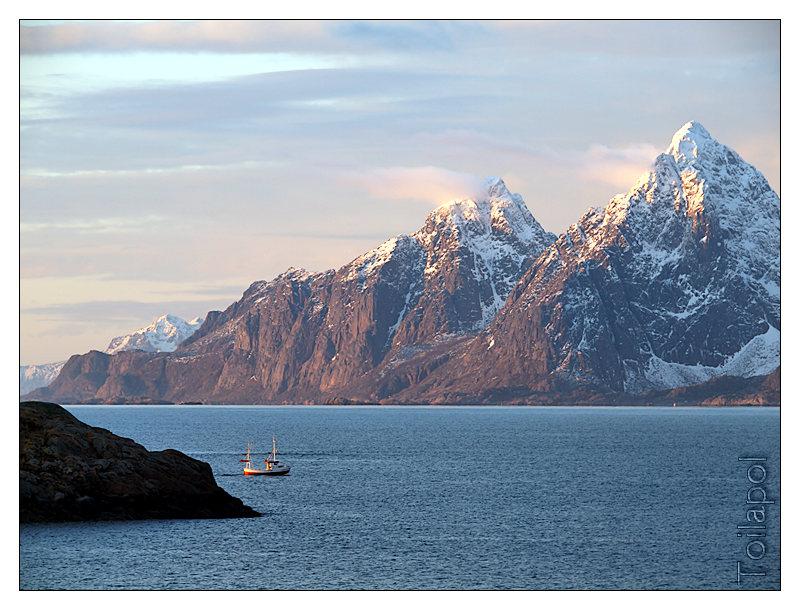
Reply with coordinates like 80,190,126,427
661,120,770,191
617,121,718,195
492,121,780,395
19,360,66,395
155,314,186,327
343,177,553,284
586,120,777,244
247,267,319,297
342,234,421,284
421,176,552,247
277,266,316,283
484,175,512,198
429,177,520,224
668,120,714,162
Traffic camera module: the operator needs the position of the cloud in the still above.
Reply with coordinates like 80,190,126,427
20,20,779,59
22,161,278,179
332,21,482,52
392,133,661,195
20,20,342,55
346,166,488,205
20,215,168,234
19,20,480,56
23,298,228,322
574,143,662,191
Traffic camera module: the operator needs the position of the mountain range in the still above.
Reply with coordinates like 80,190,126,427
19,314,203,394
25,122,780,405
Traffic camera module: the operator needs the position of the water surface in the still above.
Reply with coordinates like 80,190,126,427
20,406,780,590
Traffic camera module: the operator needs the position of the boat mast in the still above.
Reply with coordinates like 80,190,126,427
241,442,253,469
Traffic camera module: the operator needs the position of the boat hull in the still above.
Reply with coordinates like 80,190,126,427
243,466,290,476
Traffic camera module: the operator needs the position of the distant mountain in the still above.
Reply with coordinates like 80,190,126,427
106,314,204,354
20,314,203,395
19,362,66,396
25,122,780,405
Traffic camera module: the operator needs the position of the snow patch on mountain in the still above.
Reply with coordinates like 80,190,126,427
345,236,408,285
643,325,779,390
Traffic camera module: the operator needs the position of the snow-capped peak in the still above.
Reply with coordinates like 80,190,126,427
346,177,554,285
425,176,548,245
413,177,555,326
484,175,512,199
337,177,554,333
592,120,775,239
271,266,317,284
543,120,779,393
106,314,204,354
666,120,723,171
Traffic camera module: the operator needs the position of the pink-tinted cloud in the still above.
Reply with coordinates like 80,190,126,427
20,20,340,55
345,166,487,205
575,143,662,191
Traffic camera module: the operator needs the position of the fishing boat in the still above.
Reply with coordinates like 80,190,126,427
240,437,291,476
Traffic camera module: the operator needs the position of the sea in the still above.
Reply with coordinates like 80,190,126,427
19,406,780,590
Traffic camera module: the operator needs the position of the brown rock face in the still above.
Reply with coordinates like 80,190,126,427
19,401,260,522
28,179,555,405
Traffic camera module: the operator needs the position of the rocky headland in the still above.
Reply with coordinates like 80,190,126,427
20,401,260,523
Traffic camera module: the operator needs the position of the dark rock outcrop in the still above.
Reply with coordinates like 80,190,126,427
20,401,260,522
664,367,780,406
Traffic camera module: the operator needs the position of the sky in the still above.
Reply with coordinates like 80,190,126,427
20,19,780,365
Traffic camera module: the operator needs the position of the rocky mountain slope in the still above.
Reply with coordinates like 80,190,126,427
20,401,259,522
27,178,555,404
25,123,780,405
388,121,780,403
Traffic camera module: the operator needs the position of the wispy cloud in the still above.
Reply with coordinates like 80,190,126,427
20,21,343,55
572,143,662,191
22,161,277,179
332,21,481,52
21,20,778,58
345,166,488,204
21,215,167,234
23,298,227,321
19,20,491,57
396,132,661,195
